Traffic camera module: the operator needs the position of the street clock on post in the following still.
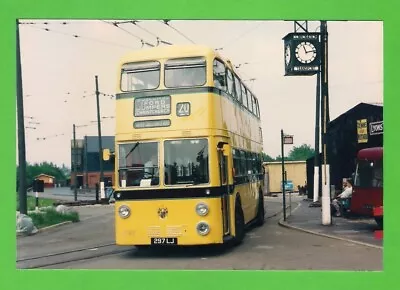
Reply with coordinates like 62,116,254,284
283,32,321,76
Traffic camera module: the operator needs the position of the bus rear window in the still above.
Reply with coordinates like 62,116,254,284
121,61,160,92
164,57,206,88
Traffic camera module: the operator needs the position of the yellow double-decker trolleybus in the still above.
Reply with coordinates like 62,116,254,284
103,45,265,247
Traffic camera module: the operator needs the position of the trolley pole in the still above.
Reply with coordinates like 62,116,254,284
281,129,287,221
95,75,104,199
17,19,28,215
73,124,78,201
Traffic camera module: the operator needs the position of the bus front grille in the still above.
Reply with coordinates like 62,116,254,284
147,226,184,237
147,226,161,237
166,226,183,237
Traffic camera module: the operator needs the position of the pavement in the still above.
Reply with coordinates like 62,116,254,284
17,204,115,263
280,198,382,248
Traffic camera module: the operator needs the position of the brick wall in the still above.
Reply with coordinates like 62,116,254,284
71,171,114,188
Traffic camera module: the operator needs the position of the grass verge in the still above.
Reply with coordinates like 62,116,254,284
17,195,57,211
28,208,80,229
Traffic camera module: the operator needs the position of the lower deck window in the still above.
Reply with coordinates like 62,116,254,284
118,142,159,187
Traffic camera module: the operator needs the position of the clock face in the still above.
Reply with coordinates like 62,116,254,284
295,41,317,64
285,44,291,66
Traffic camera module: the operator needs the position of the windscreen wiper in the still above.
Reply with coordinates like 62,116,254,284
125,142,139,159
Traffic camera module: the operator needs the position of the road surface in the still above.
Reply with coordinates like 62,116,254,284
17,195,382,270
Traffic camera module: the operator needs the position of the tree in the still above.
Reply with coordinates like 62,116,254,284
287,144,315,161
16,162,69,189
261,152,275,162
274,155,292,162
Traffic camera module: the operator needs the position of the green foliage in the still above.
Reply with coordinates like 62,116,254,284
263,144,315,162
28,208,80,229
274,155,292,162
16,162,70,187
287,144,315,161
261,152,274,162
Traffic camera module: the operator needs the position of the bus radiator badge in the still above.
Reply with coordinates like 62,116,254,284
158,207,168,219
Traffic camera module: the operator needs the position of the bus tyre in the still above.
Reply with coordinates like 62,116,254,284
233,198,245,245
255,189,265,226
375,217,383,229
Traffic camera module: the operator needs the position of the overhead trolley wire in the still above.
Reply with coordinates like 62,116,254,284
216,22,264,50
101,20,155,47
22,24,139,50
160,20,196,44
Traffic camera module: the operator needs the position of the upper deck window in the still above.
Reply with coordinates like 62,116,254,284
213,59,227,91
234,75,242,103
165,57,206,88
226,69,235,98
120,61,160,92
241,83,248,109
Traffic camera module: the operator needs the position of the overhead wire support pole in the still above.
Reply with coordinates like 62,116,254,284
84,135,88,191
73,124,77,201
320,20,331,225
95,76,104,199
17,19,28,215
313,67,321,203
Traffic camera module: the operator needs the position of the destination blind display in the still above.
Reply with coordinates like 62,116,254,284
134,96,171,117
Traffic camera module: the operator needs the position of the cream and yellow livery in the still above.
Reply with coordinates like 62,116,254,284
104,45,265,246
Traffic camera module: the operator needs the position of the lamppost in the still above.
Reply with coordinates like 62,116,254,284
281,130,293,221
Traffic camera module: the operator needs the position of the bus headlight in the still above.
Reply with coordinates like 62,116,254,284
196,221,210,236
195,202,209,216
118,205,131,219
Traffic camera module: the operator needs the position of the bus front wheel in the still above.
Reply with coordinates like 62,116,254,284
233,197,245,245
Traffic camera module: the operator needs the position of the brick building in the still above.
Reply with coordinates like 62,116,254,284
71,136,115,189
35,173,55,188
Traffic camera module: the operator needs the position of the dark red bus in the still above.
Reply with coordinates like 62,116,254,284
351,147,383,227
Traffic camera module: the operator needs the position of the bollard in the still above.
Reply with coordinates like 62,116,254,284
95,183,99,203
35,191,39,212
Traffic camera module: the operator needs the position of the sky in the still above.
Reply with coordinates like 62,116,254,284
17,20,383,167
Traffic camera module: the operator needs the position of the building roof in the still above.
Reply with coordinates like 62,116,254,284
263,160,306,165
328,102,383,129
35,173,55,179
